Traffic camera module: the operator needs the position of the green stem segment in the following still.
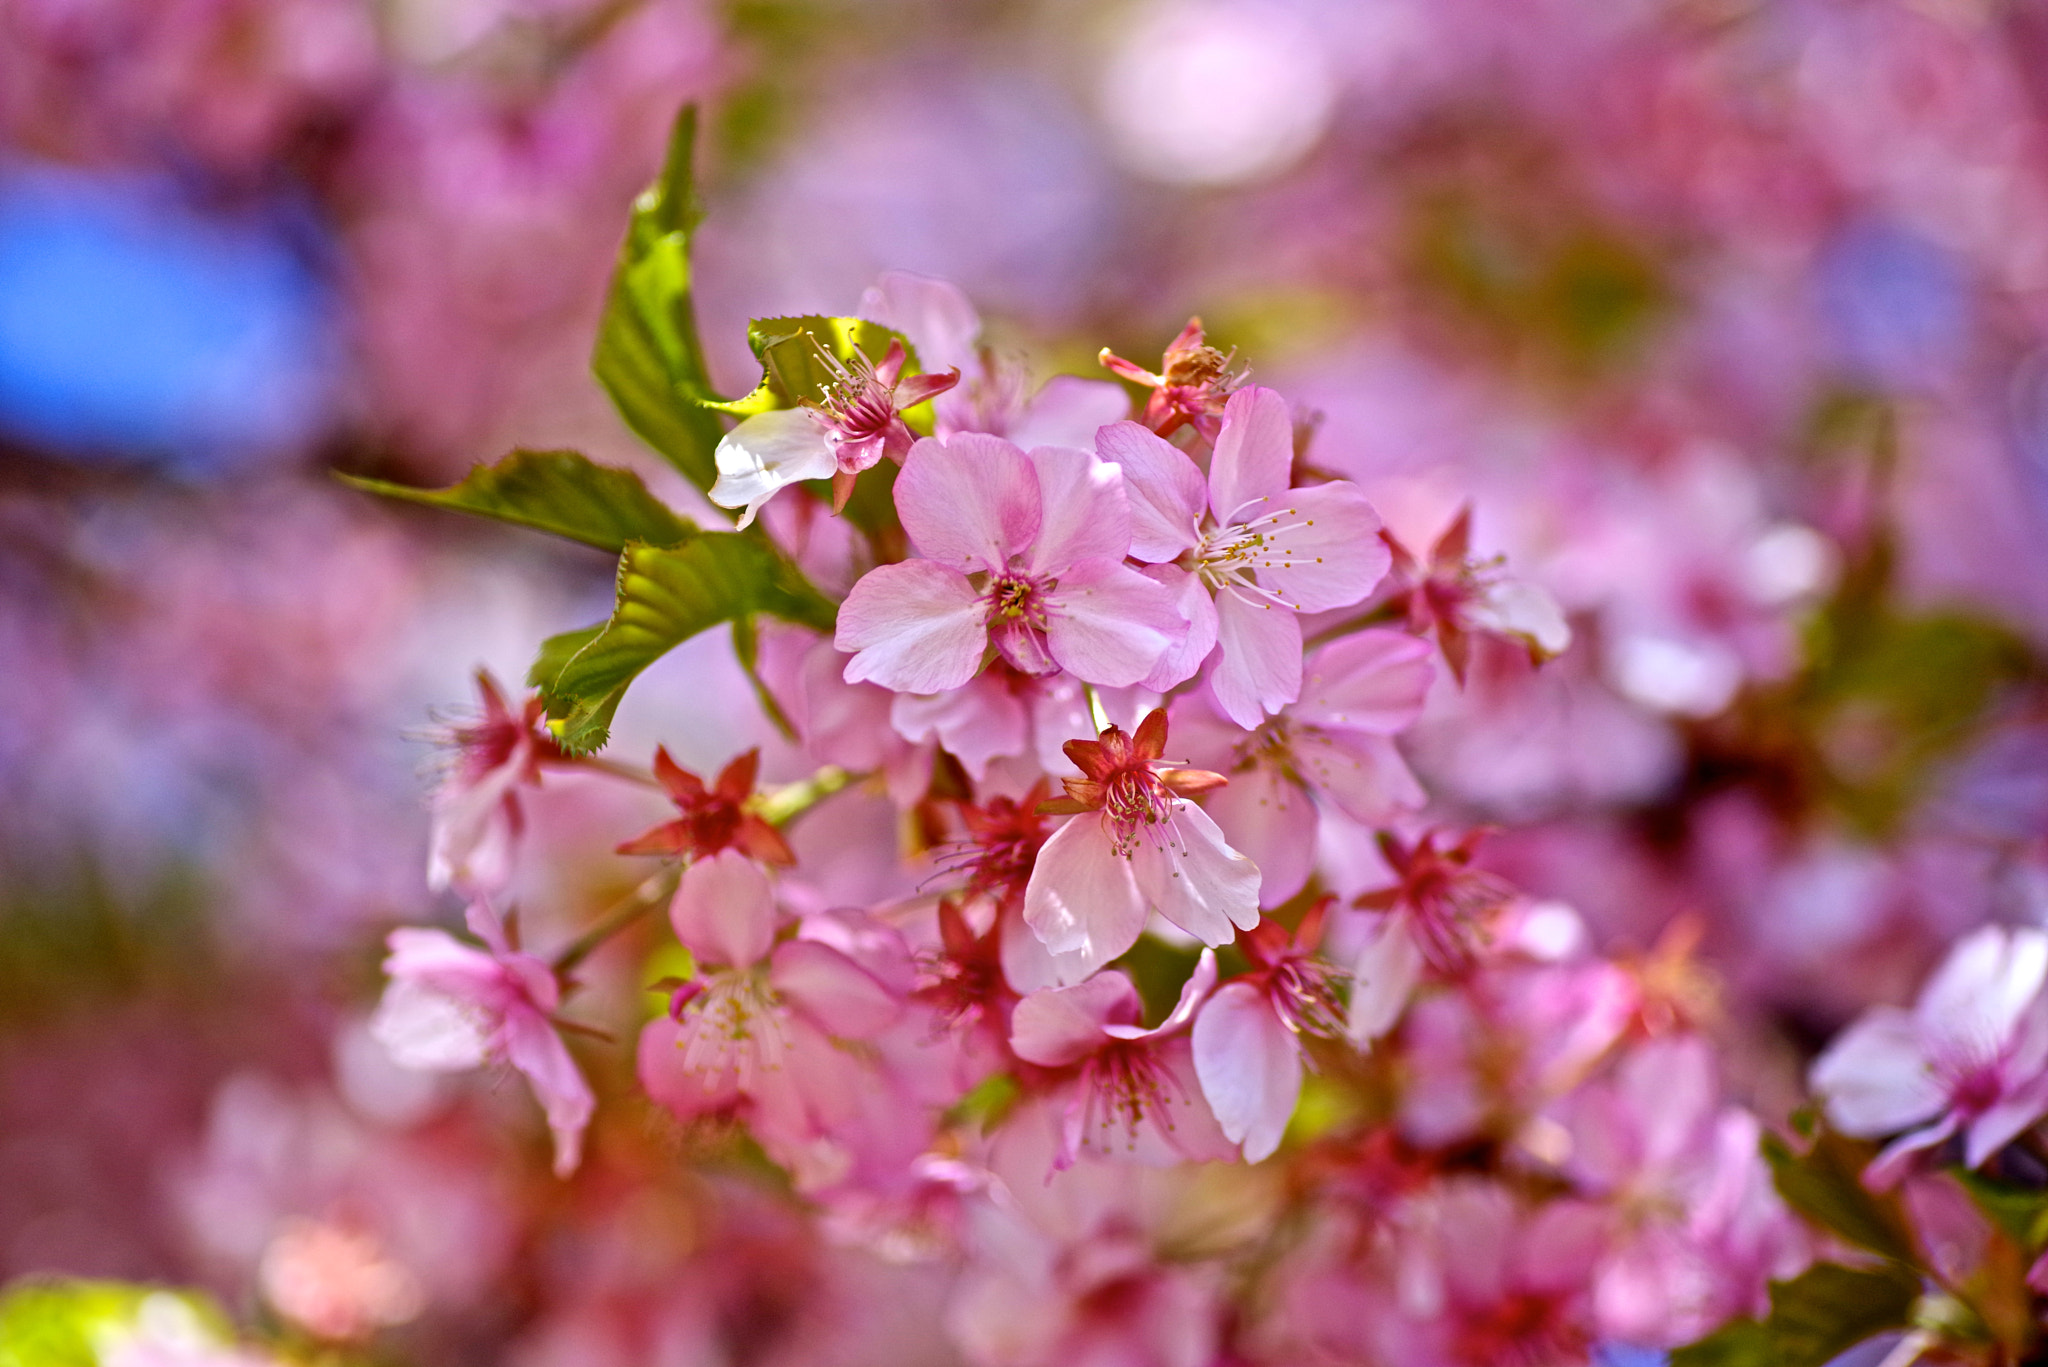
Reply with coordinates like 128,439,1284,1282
754,765,858,825
553,870,677,976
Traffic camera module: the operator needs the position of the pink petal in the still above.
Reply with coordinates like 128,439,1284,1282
1007,375,1131,449
1138,565,1219,692
1917,926,2048,1066
1209,590,1303,728
1010,972,1143,1066
858,270,981,370
1246,482,1390,612
1000,900,1102,991
1293,729,1426,827
1107,948,1218,1039
1025,444,1133,573
1043,557,1182,687
896,433,1041,570
1095,419,1205,562
837,560,987,694
1295,629,1437,734
1199,763,1317,907
1207,386,1294,520
1192,981,1302,1163
427,760,523,894
500,1008,595,1178
771,938,901,1040
671,849,779,969
1129,802,1262,947
637,1016,742,1120
1809,1007,1945,1138
1965,1088,2048,1169
1024,814,1148,964
369,975,491,1071
1348,917,1423,1043
889,675,1029,780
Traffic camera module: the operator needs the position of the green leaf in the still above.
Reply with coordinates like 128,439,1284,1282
698,315,922,419
527,622,606,693
592,104,730,489
1669,1317,1771,1367
1952,1168,2048,1255
1765,1263,1920,1367
339,448,694,553
1763,1128,1919,1266
0,1279,236,1367
535,535,837,754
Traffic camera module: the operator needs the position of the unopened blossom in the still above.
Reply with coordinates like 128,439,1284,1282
1174,628,1434,904
1348,829,1519,1044
1024,709,1261,974
708,338,960,528
835,433,1182,694
370,900,594,1177
1192,899,1348,1162
1100,385,1391,726
859,270,1130,446
1385,504,1571,685
1010,950,1233,1170
1098,316,1245,440
1810,924,2048,1186
426,671,559,896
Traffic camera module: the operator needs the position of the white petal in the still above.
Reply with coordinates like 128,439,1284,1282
370,978,491,1072
1023,814,1148,964
1348,917,1423,1044
1193,982,1302,1162
709,410,836,528
1130,802,1262,946
1809,1007,1945,1138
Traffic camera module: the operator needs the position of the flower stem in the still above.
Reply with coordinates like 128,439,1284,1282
553,869,678,976
755,765,860,826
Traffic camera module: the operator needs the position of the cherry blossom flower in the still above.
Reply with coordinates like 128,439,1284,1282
1098,385,1391,726
1098,316,1245,441
1348,829,1519,1044
1384,504,1572,686
370,901,594,1177
1810,923,2048,1186
1174,628,1434,904
1009,950,1233,1170
425,671,559,896
1023,709,1261,974
834,433,1182,694
858,270,1130,446
1191,900,1348,1162
708,338,960,528
615,745,793,866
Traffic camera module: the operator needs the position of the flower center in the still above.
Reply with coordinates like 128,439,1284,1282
1101,766,1175,854
675,969,791,1087
1195,502,1318,609
1078,1042,1186,1154
981,572,1056,674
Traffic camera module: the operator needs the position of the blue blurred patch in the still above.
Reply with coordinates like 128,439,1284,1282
0,160,337,475
1593,1345,1669,1367
1816,218,1969,388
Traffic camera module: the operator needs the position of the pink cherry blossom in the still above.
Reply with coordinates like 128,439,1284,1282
858,270,1130,446
425,671,559,896
1347,829,1520,1045
835,433,1183,693
1097,316,1245,442
1174,627,1434,905
370,901,593,1178
1009,950,1234,1170
1097,385,1391,726
1810,923,2048,1186
1023,709,1261,975
708,338,960,528
1385,504,1572,686
1191,901,1348,1162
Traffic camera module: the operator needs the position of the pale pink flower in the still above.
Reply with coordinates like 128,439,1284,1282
1023,709,1261,975
1009,950,1234,1170
1384,504,1572,686
709,338,960,528
1347,829,1519,1045
835,433,1183,693
370,901,594,1177
1810,923,2048,1185
1173,628,1434,904
1098,385,1391,726
1191,900,1347,1162
858,270,1131,446
425,671,559,896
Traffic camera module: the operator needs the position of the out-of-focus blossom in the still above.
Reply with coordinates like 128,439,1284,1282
1024,709,1259,973
1810,924,2048,1186
1175,627,1433,904
1098,317,1246,441
835,433,1181,692
1385,506,1571,686
1103,385,1391,723
615,746,792,866
426,671,559,897
1010,950,1232,1170
1348,829,1518,1043
370,901,593,1177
